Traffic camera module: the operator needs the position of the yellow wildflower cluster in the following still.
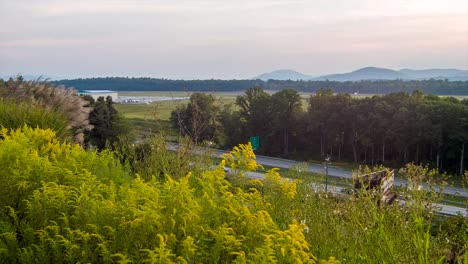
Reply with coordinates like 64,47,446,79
222,142,264,172
264,168,298,200
0,127,327,263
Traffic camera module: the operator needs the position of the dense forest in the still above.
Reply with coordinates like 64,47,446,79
52,77,468,95
171,88,468,175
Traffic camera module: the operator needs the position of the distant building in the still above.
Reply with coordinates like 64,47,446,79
78,90,118,101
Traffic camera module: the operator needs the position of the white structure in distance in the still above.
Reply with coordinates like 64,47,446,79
77,90,189,104
117,96,189,104
78,90,118,101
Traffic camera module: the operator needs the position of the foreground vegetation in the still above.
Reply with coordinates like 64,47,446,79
0,77,92,144
0,127,467,263
0,127,466,263
0,77,129,150
0,127,322,263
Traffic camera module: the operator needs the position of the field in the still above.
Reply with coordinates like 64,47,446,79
115,91,239,139
116,91,240,121
116,91,468,119
115,100,176,120
118,91,247,97
116,90,311,123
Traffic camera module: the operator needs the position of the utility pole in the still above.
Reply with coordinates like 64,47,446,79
325,164,329,192
324,156,330,192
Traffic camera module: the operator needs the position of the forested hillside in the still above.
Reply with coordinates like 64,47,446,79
51,77,468,95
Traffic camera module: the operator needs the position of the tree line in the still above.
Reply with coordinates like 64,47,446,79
171,87,468,175
52,77,468,95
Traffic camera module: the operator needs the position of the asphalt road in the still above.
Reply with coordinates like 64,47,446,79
241,171,467,217
202,147,467,198
167,143,467,216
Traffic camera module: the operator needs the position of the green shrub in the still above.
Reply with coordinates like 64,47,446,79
0,78,92,144
0,99,70,141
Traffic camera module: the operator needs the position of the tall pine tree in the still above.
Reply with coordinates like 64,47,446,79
85,96,129,150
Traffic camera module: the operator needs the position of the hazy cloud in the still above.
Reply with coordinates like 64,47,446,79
1,0,467,78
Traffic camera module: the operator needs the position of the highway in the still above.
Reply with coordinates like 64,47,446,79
241,172,467,217
196,146,467,198
255,154,468,198
167,143,467,216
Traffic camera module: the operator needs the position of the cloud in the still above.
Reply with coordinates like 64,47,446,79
0,38,91,48
4,0,308,16
1,0,467,78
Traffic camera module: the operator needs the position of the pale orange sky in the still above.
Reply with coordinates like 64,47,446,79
1,0,467,79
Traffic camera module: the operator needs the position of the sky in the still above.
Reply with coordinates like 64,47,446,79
1,0,468,79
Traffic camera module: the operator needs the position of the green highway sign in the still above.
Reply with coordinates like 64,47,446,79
249,136,259,150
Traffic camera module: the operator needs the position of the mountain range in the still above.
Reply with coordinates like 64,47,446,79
254,69,312,81
254,67,468,81
3,67,468,82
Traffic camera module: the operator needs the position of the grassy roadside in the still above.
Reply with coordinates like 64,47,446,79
115,100,178,120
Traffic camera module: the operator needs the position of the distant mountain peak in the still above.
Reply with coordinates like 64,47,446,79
312,67,406,81
353,66,392,72
253,67,468,82
253,69,312,81
398,68,468,80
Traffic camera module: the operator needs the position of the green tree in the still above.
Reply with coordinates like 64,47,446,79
236,86,270,122
170,93,222,144
271,89,303,156
235,87,273,154
307,89,337,159
442,100,468,175
219,103,243,148
85,96,130,150
345,98,375,163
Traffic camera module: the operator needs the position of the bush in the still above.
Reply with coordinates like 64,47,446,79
0,99,71,141
0,77,92,144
